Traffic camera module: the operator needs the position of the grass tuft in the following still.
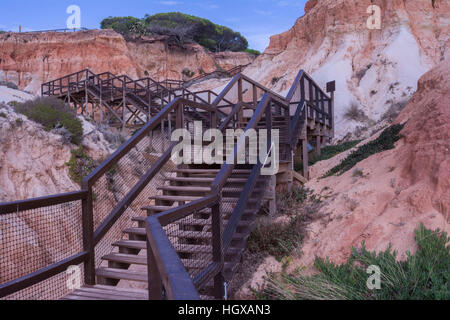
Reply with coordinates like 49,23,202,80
255,223,450,300
247,186,321,261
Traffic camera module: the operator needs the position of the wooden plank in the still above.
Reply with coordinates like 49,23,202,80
293,171,308,184
102,253,146,265
96,267,147,282
166,177,248,183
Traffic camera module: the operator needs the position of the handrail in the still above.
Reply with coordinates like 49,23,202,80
0,190,87,215
146,216,200,300
222,160,262,252
211,93,275,191
0,252,88,298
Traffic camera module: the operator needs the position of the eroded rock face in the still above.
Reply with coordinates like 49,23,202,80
0,104,117,202
244,0,449,138
298,59,450,266
0,30,255,94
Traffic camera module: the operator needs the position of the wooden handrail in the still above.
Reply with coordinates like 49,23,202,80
146,216,199,300
0,190,88,215
0,251,88,298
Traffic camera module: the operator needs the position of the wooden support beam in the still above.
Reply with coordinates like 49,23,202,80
302,139,309,180
293,170,308,184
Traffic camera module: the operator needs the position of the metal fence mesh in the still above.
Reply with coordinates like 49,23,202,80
0,201,84,300
92,128,176,269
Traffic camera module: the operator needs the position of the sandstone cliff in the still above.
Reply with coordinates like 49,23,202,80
0,103,117,202
299,58,450,266
236,57,450,299
244,0,449,138
0,29,255,94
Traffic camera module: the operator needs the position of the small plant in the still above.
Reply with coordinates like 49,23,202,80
344,102,368,122
323,124,405,177
0,112,6,118
15,118,23,126
14,97,83,145
182,68,195,78
271,77,281,85
352,168,364,178
66,147,99,185
355,64,372,81
248,186,321,261
247,214,306,261
7,101,19,107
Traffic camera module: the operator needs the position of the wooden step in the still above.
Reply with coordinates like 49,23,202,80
166,177,248,183
96,267,147,282
157,186,263,193
173,169,252,174
112,239,242,256
150,195,256,204
64,285,148,300
124,227,247,240
132,215,254,228
102,253,147,265
112,240,146,250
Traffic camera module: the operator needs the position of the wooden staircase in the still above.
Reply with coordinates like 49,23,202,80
63,165,266,300
55,70,334,300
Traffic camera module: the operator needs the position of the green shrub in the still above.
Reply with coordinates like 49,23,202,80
247,215,306,261
101,12,250,53
295,140,361,173
14,97,83,145
0,112,6,118
247,186,319,261
311,140,361,166
245,48,261,56
66,147,99,185
323,124,404,177
182,68,195,78
256,224,450,300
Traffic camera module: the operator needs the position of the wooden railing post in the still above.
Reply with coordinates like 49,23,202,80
147,237,163,300
326,81,336,139
211,196,224,300
81,183,95,286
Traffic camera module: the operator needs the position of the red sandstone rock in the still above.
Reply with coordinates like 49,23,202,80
0,29,255,94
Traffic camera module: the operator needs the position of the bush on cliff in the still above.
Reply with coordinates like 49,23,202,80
14,97,83,145
101,12,256,53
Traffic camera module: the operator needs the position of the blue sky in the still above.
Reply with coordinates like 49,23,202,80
0,0,306,51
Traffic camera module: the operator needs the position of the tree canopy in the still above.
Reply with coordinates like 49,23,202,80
100,12,259,54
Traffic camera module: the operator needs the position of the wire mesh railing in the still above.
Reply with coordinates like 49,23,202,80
0,191,88,300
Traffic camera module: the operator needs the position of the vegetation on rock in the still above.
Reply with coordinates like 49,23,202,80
323,124,405,177
101,12,258,54
14,97,83,145
255,224,450,300
247,186,321,261
66,147,99,185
